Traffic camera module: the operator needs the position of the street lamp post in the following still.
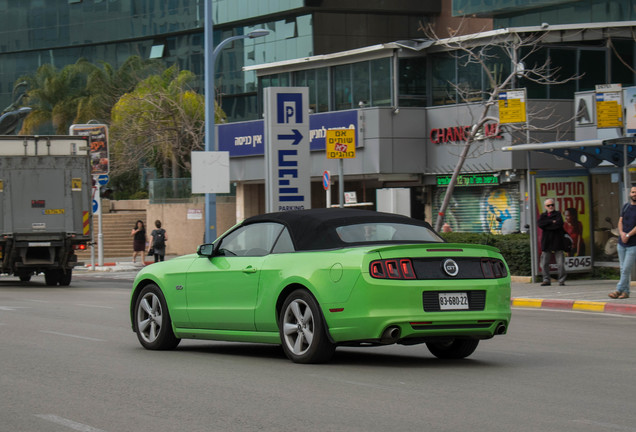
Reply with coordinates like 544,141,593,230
204,1,269,243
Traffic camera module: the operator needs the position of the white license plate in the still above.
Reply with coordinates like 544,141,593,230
438,292,469,310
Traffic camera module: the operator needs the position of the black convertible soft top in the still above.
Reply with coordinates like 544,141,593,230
241,208,435,251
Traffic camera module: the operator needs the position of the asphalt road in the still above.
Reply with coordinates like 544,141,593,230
1,272,635,432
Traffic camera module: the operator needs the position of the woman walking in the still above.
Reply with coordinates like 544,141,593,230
130,220,146,264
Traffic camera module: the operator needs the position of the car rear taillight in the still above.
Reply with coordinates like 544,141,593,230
481,258,507,278
370,259,416,279
73,244,87,251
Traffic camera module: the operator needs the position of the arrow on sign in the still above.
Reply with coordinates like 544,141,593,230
277,129,303,145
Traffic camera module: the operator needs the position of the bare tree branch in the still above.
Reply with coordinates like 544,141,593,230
418,22,580,231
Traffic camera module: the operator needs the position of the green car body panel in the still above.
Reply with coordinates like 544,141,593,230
131,242,511,345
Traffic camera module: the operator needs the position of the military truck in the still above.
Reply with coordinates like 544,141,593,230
0,136,93,285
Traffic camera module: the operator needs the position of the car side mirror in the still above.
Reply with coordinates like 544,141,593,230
197,243,215,257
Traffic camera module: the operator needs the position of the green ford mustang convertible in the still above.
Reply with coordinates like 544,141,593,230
130,208,511,363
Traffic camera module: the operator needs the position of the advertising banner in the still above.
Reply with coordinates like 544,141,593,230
625,86,636,134
69,124,109,175
218,109,359,157
535,174,592,273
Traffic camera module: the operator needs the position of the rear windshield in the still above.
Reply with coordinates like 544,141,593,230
335,222,444,244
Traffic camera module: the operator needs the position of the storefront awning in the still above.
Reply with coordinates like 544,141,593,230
502,138,636,169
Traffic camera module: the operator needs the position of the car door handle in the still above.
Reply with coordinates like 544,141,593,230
242,266,257,273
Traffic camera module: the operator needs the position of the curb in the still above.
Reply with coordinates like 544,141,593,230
512,297,636,315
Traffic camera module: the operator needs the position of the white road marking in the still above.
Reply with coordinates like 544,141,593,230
40,331,106,342
35,414,107,432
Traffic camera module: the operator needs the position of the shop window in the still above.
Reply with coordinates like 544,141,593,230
399,57,427,107
483,46,511,93
579,49,606,91
519,47,547,99
334,64,352,110
316,67,329,112
293,69,318,112
611,39,635,87
370,58,391,106
548,48,577,99
457,54,482,103
352,61,370,108
431,53,456,105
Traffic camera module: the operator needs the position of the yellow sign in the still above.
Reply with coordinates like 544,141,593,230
44,209,65,215
326,129,356,159
71,178,82,191
596,84,623,128
498,89,527,124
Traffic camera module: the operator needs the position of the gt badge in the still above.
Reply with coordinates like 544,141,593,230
175,285,183,291
442,259,459,277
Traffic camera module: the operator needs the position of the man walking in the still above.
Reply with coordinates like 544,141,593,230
538,198,567,286
609,186,636,299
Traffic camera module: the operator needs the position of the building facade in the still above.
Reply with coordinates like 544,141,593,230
227,20,636,274
2,1,636,272
0,0,450,123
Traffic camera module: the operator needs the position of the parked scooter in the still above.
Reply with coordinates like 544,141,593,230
604,217,619,258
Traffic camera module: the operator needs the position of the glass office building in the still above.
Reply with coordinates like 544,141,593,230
0,0,440,122
453,0,636,27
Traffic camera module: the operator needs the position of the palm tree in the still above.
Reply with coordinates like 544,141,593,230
110,65,212,180
75,56,161,124
18,57,160,134
19,59,93,134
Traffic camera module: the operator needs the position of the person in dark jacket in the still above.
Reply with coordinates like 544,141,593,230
608,186,636,299
537,198,566,286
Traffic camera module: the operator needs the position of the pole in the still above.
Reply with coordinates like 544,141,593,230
90,186,95,271
624,143,630,202
338,159,344,208
203,0,217,244
526,119,536,282
97,185,103,267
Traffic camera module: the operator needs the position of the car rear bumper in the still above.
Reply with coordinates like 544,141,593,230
322,277,511,344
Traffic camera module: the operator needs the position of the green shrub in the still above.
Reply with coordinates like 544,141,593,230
440,232,531,276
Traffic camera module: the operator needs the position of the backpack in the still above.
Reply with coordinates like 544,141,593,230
154,229,166,249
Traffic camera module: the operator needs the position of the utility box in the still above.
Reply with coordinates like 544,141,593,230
376,188,410,216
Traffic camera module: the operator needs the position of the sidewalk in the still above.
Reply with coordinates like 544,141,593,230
78,257,636,316
511,277,636,316
78,255,179,272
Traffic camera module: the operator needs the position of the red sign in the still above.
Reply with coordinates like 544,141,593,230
334,142,348,152
430,123,503,144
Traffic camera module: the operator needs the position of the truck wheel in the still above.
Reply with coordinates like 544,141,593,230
59,269,72,286
44,270,59,286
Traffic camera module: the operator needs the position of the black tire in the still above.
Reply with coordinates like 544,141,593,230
279,289,335,364
134,284,180,350
58,269,72,286
18,274,31,282
44,270,59,286
426,339,479,359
